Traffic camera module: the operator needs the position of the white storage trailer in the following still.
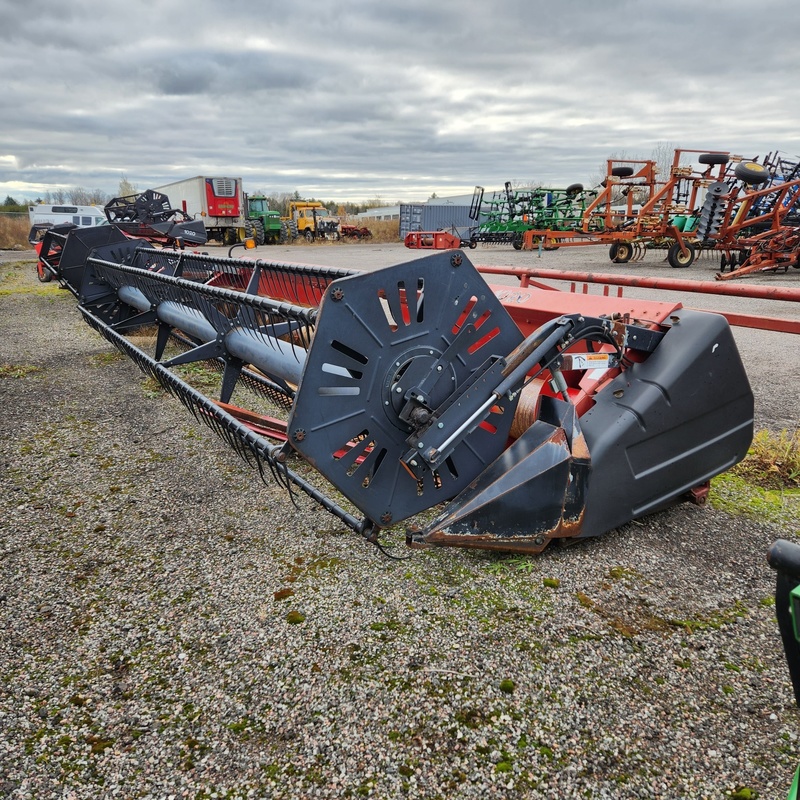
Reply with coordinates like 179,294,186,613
152,176,246,244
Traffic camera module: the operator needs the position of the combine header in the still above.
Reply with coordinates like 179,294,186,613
39,225,754,554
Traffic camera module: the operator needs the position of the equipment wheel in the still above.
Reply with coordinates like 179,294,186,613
565,182,584,198
608,243,618,261
304,229,315,242
667,241,696,268
36,261,52,283
612,241,633,263
698,153,729,166
251,219,266,246
468,238,478,249
735,161,770,185
512,234,523,251
611,166,634,178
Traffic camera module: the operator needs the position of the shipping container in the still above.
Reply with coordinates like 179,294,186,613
399,204,478,239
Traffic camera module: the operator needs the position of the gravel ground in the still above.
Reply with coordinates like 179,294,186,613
1,244,799,799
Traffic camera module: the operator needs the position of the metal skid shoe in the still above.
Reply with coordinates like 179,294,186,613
407,394,590,554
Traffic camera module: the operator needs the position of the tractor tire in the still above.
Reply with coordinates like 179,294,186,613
667,241,696,268
565,182,584,198
251,219,266,246
304,229,315,243
611,166,635,178
735,161,770,185
698,153,729,166
244,220,255,242
36,261,52,283
612,241,633,263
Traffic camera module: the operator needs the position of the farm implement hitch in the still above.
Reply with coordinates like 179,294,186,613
53,229,754,554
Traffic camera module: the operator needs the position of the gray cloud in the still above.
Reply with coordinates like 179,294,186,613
1,0,799,203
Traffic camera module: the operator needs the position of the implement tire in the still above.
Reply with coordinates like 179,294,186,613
735,161,770,185
698,153,729,166
612,241,633,263
36,261,53,283
667,241,696,268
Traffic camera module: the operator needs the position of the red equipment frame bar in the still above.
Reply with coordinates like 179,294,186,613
477,266,800,335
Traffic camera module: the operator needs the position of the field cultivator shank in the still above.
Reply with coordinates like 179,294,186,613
55,229,754,554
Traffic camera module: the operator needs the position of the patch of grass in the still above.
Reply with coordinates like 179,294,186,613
712,429,800,527
175,361,221,394
711,473,799,527
485,554,539,574
0,363,41,378
90,351,125,366
140,377,166,398
734,429,800,489
727,787,759,800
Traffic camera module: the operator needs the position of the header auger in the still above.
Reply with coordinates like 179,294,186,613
38,223,754,555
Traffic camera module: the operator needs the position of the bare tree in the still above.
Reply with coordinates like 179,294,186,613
43,189,67,204
650,141,684,180
67,187,92,205
117,176,138,198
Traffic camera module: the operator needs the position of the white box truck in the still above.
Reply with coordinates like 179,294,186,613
153,176,246,245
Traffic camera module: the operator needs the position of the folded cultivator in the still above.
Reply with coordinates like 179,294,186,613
38,220,754,554
409,148,800,281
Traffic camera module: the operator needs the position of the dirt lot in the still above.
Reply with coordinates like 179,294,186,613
0,243,798,798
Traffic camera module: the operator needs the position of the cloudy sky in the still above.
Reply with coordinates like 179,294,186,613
2,0,799,205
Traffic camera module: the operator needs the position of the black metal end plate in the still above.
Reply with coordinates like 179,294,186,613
288,251,524,527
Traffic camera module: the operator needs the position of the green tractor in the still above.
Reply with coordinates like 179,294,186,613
245,194,287,245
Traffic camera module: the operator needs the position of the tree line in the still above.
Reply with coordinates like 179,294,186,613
1,179,399,217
